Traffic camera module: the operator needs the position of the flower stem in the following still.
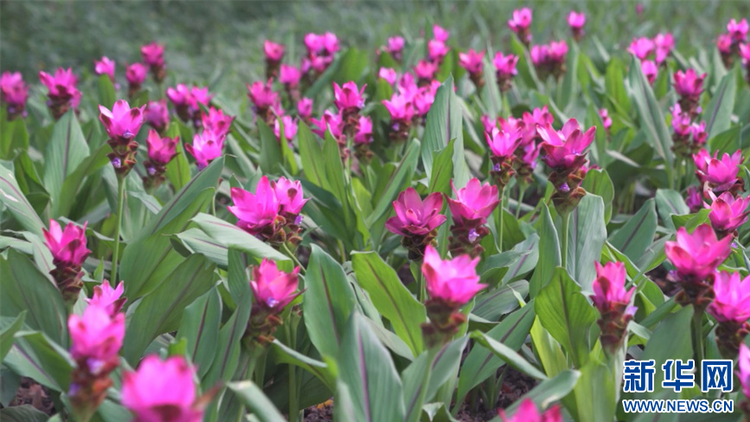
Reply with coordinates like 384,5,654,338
286,322,300,421
282,243,306,274
516,185,527,219
560,211,570,269
112,176,126,282
692,309,705,390
499,186,506,252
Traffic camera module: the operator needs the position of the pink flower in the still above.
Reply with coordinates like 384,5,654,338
547,40,569,63
68,305,125,365
740,43,750,65
311,110,343,139
486,127,522,159
144,99,170,131
383,93,415,123
251,259,300,311
447,178,500,225
274,115,298,141
433,24,450,42
201,107,234,138
122,355,203,422
459,49,485,75
493,52,519,76
384,36,405,55
691,122,707,145
599,108,612,130
355,116,373,144
386,188,447,237
272,177,308,216
523,106,554,128
414,60,439,80
687,186,703,213
673,69,706,100
94,56,115,81
247,79,279,110
333,81,366,112
428,39,450,62
499,399,562,422
185,130,224,169
717,34,733,53
279,64,301,87
591,262,634,312
694,150,743,193
298,97,313,118
304,32,339,55
567,11,586,29
228,176,280,235
98,99,145,140
641,60,658,85
653,32,674,64
379,67,398,85
709,271,750,324
508,8,533,33
628,37,655,61
665,224,733,282
538,118,596,172
671,103,692,136
190,86,212,109
39,67,81,108
728,18,749,42
413,82,440,117
145,129,178,165
87,281,126,316
519,142,541,169
740,343,750,397
422,245,485,307
530,45,549,67
166,84,192,107
0,71,28,111
264,40,285,62
140,42,165,67
708,192,750,234
43,220,91,267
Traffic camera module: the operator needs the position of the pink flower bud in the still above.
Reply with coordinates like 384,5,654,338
354,115,373,144
144,99,169,132
279,64,301,87
201,107,234,138
39,67,81,109
486,127,522,159
428,39,450,63
567,11,586,30
728,18,749,42
272,176,308,216
378,67,398,85
384,36,405,55
145,129,178,165
311,110,343,139
87,281,126,316
298,97,313,118
333,81,366,112
547,40,568,64
414,59,439,80
386,188,447,237
0,71,28,113
538,118,596,172
247,79,279,110
673,68,706,100
459,49,485,75
592,261,634,312
530,44,549,67
98,99,145,140
670,103,692,136
422,245,485,308
717,34,733,53
264,40,285,62
43,220,91,267
686,186,703,213
508,8,533,33
694,149,743,193
493,52,519,77
641,60,658,85
228,176,280,235
68,305,124,366
665,224,733,282
185,130,224,169
447,178,500,226
251,258,301,311
383,94,415,123
653,32,674,64
738,343,750,396
599,108,613,130
628,37,655,61
94,57,115,81
709,271,750,324
433,24,450,42
140,42,165,67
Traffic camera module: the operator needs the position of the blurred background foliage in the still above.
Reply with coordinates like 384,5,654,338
2,0,749,102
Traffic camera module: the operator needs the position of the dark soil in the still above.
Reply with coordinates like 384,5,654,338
4,378,55,416
304,399,333,421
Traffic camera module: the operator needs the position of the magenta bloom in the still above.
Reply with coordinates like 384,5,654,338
567,11,586,29
687,186,703,213
274,115,298,142
459,49,485,75
499,399,562,422
493,52,518,76
538,118,596,172
386,188,446,237
654,32,674,64
304,32,340,55
311,110,343,139
673,69,706,100
333,81,366,112
185,130,224,169
665,224,733,282
708,192,750,234
641,60,658,85
413,81,440,117
694,150,743,193
691,122,707,145
547,40,569,63
191,86,212,108
354,116,373,144
279,64,301,87
251,259,300,311
671,103,692,136
709,271,750,324
740,344,750,397
523,105,554,127
145,129,178,165
447,178,500,226
298,98,313,118
98,99,145,140
384,36,405,56
717,34,733,54
166,84,191,107
508,8,533,34
433,24,450,42
140,42,165,67
94,57,115,81
201,107,234,138
591,262,635,311
428,39,450,62
273,177,308,216
68,304,125,365
0,71,28,114
228,176,281,235
39,67,81,109
530,45,549,67
628,37,655,61
122,355,203,422
144,99,170,132
740,43,750,65
414,59,439,80
378,67,398,85
88,281,126,316
264,40,285,62
599,108,613,131
247,79,279,110
383,94,415,123
486,127,522,160
43,220,91,267
422,245,485,308
728,18,749,42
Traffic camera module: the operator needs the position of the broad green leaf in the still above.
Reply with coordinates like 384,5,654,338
703,70,737,140
571,360,617,422
609,199,657,263
0,311,26,361
43,111,90,208
428,139,455,195
501,234,540,283
0,163,45,236
529,204,560,297
581,169,614,223
0,405,49,422
352,252,426,356
97,74,116,108
469,330,547,380
174,227,228,268
192,213,289,262
3,330,73,392
228,381,286,422
565,194,606,291
367,139,420,226
639,306,693,396
164,126,192,191
298,122,325,187
655,189,689,231
272,340,335,390
258,120,283,174
535,267,598,368
176,289,221,378
557,42,578,109
472,280,529,322
53,143,110,218
0,113,29,159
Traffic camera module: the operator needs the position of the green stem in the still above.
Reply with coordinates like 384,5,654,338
560,211,570,269
515,185,526,219
254,348,267,387
286,322,300,421
112,176,126,282
498,187,505,252
692,309,705,391
282,243,306,274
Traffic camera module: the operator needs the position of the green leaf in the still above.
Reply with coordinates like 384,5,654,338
272,340,335,390
639,306,693,396
571,360,617,422
535,267,598,368
176,289,221,378
428,139,455,195
565,194,606,291
97,74,116,109
303,245,357,358
655,189,689,231
609,199,657,263
627,57,673,184
529,204,560,297
164,125,192,191
123,255,217,363
367,139,420,226
703,70,737,140
352,252,426,356
43,111,90,208
581,169,614,223
0,250,66,344
228,381,286,422
3,330,73,392
557,42,579,109
0,114,29,160
53,143,110,218
469,330,547,380
174,228,228,268
0,405,49,422
192,213,289,262
258,120,283,174
0,163,45,236
298,122,326,187
472,280,529,322
337,313,405,422
0,311,26,361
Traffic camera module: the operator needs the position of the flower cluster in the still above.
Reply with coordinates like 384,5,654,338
628,33,674,84
693,149,744,198
99,99,145,176
39,67,81,119
185,107,233,170
379,36,405,62
167,83,213,128
493,52,519,92
670,103,706,157
590,261,636,355
508,8,533,46
708,271,750,358
382,65,442,142
458,49,485,89
0,71,28,120
125,62,148,98
303,32,339,79
43,219,92,303
716,18,748,67
144,99,170,134
530,40,569,80
244,259,301,345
